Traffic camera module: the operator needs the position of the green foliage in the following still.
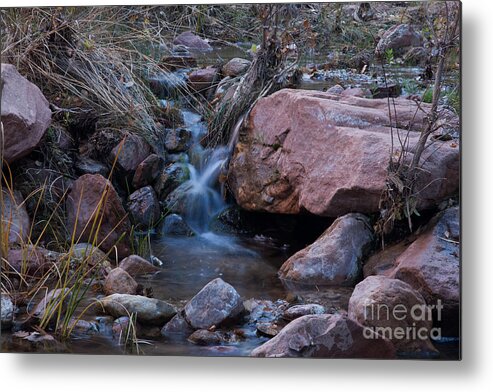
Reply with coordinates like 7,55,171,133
384,48,395,65
444,88,460,114
402,79,421,96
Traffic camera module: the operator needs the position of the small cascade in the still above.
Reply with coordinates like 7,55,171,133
181,145,229,234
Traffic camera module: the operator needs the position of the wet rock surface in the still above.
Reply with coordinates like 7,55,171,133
128,186,161,229
251,313,396,358
162,214,194,236
1,294,15,330
110,133,151,176
283,304,326,320
132,154,164,189
279,213,374,285
119,255,159,276
100,294,177,326
184,278,244,329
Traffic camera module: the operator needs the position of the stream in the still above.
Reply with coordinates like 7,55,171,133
1,44,459,358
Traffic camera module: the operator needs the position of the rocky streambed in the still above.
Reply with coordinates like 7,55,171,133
1,25,460,359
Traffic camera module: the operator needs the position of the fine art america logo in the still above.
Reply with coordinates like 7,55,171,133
362,300,443,341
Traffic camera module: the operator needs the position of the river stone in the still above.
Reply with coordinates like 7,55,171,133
164,128,192,153
188,67,218,93
33,289,72,322
66,243,110,268
228,89,459,217
119,255,159,276
251,313,396,358
188,329,223,345
100,294,177,326
1,63,52,163
66,174,132,258
279,213,374,285
110,133,151,175
154,163,189,199
132,154,164,189
103,267,138,295
222,58,251,77
2,190,31,246
75,156,109,177
348,275,437,354
283,304,326,320
6,246,49,276
1,294,15,330
161,312,194,337
375,24,423,57
173,31,212,51
391,206,460,336
184,278,244,329
162,214,193,236
128,186,161,229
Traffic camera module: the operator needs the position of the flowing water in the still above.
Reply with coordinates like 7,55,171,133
1,44,459,358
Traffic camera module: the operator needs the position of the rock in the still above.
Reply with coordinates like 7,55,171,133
75,156,109,177
161,312,194,338
391,206,460,335
154,163,189,199
326,84,344,94
188,67,218,93
371,83,403,99
66,174,132,258
32,289,72,322
375,24,423,57
403,47,429,66
244,299,289,337
184,278,244,329
173,31,212,51
161,55,197,72
188,329,223,345
164,128,192,153
162,214,193,236
348,275,437,354
1,294,15,330
68,319,97,335
119,255,159,276
283,304,326,320
279,213,374,285
341,87,372,98
112,316,138,338
6,246,49,275
251,313,396,358
222,58,251,77
1,63,51,163
110,133,151,176
363,240,411,278
103,267,138,295
128,186,161,229
66,243,110,268
228,89,459,217
100,294,177,326
1,190,30,246
132,154,164,189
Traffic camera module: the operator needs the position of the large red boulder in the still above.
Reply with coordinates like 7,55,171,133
1,64,51,163
375,24,423,57
66,174,132,258
228,89,459,217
